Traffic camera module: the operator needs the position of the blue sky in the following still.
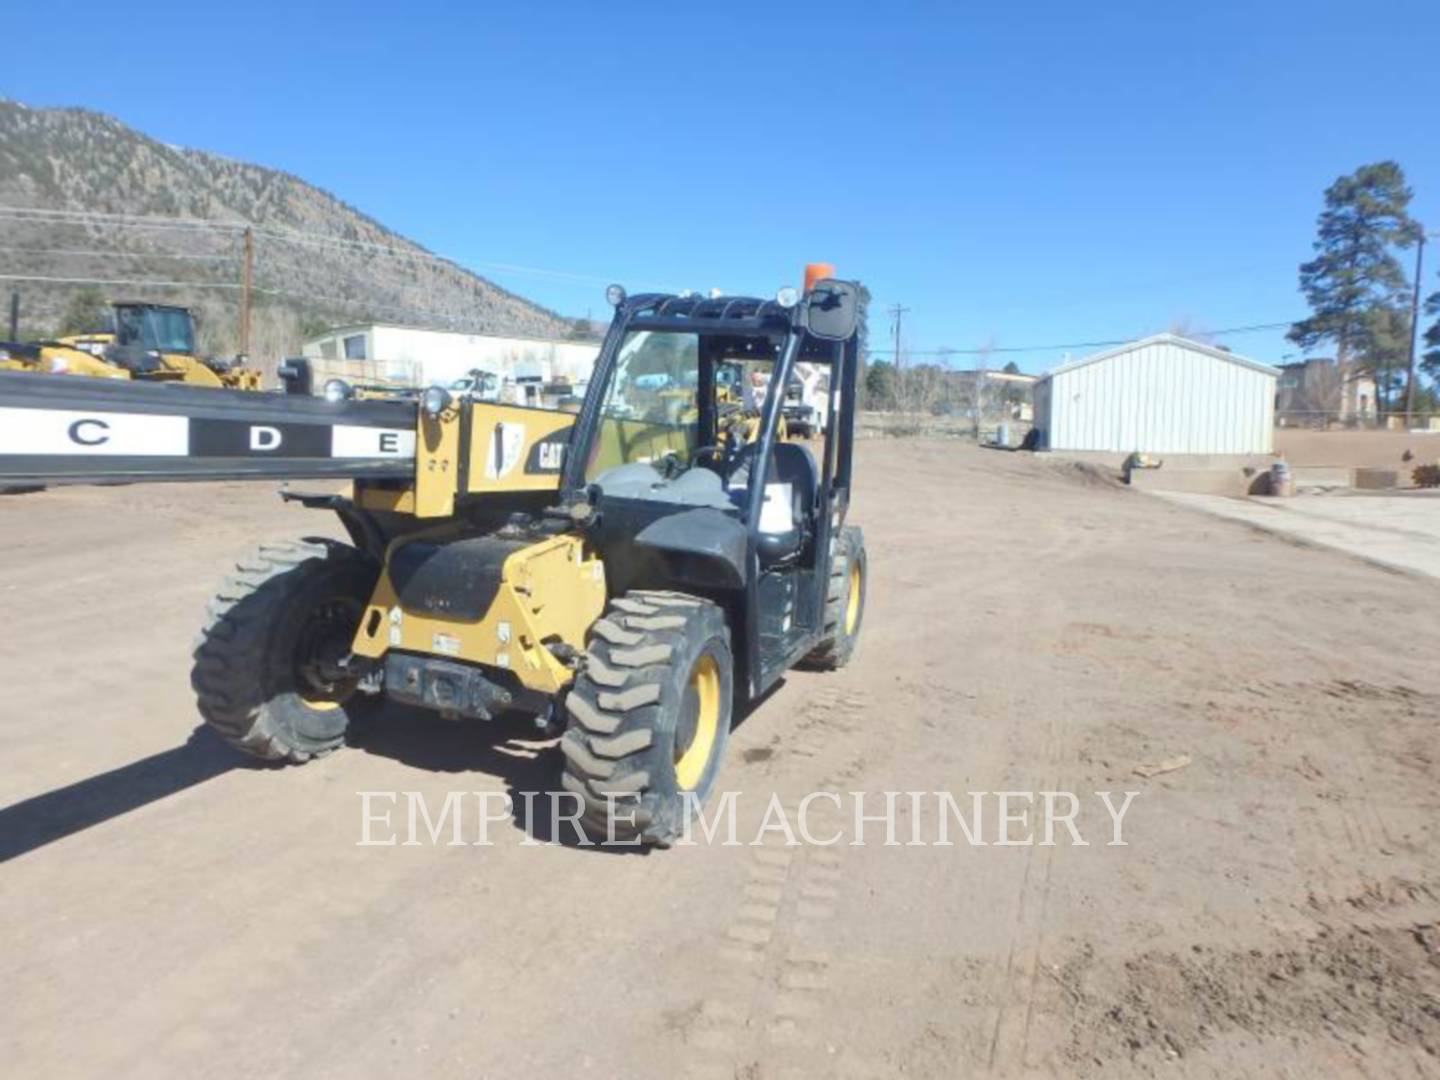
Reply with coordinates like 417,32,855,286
4,0,1439,372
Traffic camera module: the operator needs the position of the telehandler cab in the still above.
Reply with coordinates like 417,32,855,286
0,266,868,844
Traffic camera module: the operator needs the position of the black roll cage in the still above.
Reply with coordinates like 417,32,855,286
561,290,858,697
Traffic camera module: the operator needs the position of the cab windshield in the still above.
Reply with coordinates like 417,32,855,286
585,330,700,480
116,307,195,354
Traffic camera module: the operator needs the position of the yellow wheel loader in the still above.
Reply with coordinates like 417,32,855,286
0,269,867,845
3,302,263,390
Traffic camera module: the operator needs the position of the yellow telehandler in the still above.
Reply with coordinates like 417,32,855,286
0,267,867,845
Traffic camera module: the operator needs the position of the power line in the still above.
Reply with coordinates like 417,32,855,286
0,242,506,308
866,321,1300,357
0,207,1320,349
0,272,507,330
250,285,476,326
249,227,675,290
0,206,244,231
0,205,673,291
0,245,237,261
0,273,240,290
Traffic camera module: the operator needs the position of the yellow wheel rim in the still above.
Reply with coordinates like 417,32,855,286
675,653,721,790
294,595,360,711
844,560,862,635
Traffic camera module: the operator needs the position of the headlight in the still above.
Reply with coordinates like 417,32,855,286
606,283,626,307
775,286,799,309
49,357,70,374
323,378,352,403
422,385,452,417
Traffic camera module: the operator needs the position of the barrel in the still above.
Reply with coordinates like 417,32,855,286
1269,460,1293,497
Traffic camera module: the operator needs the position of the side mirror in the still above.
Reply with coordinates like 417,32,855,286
277,357,313,396
801,279,860,341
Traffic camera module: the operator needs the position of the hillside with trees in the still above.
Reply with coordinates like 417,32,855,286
0,100,576,372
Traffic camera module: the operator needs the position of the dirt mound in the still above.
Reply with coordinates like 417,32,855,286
1061,923,1440,1071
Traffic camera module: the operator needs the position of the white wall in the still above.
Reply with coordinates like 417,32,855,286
302,326,600,388
1037,337,1276,454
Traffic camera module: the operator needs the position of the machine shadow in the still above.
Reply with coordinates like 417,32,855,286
350,684,785,853
348,704,646,854
0,681,790,864
0,729,241,863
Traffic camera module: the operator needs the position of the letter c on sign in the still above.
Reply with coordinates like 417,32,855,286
69,418,110,447
250,425,282,451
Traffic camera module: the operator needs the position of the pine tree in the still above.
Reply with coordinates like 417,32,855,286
1287,162,1420,414
864,359,895,409
1362,305,1414,409
1422,285,1440,387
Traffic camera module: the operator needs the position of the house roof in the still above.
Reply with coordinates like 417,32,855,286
1037,333,1280,382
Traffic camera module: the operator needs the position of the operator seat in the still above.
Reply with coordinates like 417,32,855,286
731,442,818,564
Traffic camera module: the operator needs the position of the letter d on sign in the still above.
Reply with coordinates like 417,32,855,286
250,425,282,451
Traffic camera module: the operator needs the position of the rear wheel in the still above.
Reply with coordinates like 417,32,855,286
561,591,733,846
192,539,379,763
804,525,866,669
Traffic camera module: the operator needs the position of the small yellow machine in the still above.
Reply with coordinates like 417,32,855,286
0,267,867,845
3,302,262,389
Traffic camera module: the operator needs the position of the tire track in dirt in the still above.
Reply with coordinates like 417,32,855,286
983,690,1069,1075
981,523,1096,1077
1290,680,1425,924
678,682,888,1079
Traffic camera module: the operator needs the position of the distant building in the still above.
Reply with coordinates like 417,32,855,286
301,324,601,402
1275,358,1376,426
1031,334,1277,454
972,369,1037,421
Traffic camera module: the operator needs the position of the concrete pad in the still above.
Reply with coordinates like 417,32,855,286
1151,490,1440,581
1290,466,1353,490
1355,467,1400,490
1127,467,1260,496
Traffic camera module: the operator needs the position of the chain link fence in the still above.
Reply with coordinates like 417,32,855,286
1275,410,1440,431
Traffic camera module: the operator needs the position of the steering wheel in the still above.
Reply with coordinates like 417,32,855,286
690,443,742,478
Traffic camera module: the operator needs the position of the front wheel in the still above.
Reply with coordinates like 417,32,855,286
560,591,734,846
804,525,866,670
192,539,379,762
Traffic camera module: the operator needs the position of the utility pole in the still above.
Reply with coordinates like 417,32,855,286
889,303,909,371
239,226,254,358
975,341,992,442
1406,230,1431,424
8,291,18,341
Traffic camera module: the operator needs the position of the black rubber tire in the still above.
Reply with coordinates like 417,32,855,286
804,524,867,670
560,590,734,847
192,539,379,763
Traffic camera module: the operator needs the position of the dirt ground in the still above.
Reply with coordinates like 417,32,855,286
3,440,1439,1079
